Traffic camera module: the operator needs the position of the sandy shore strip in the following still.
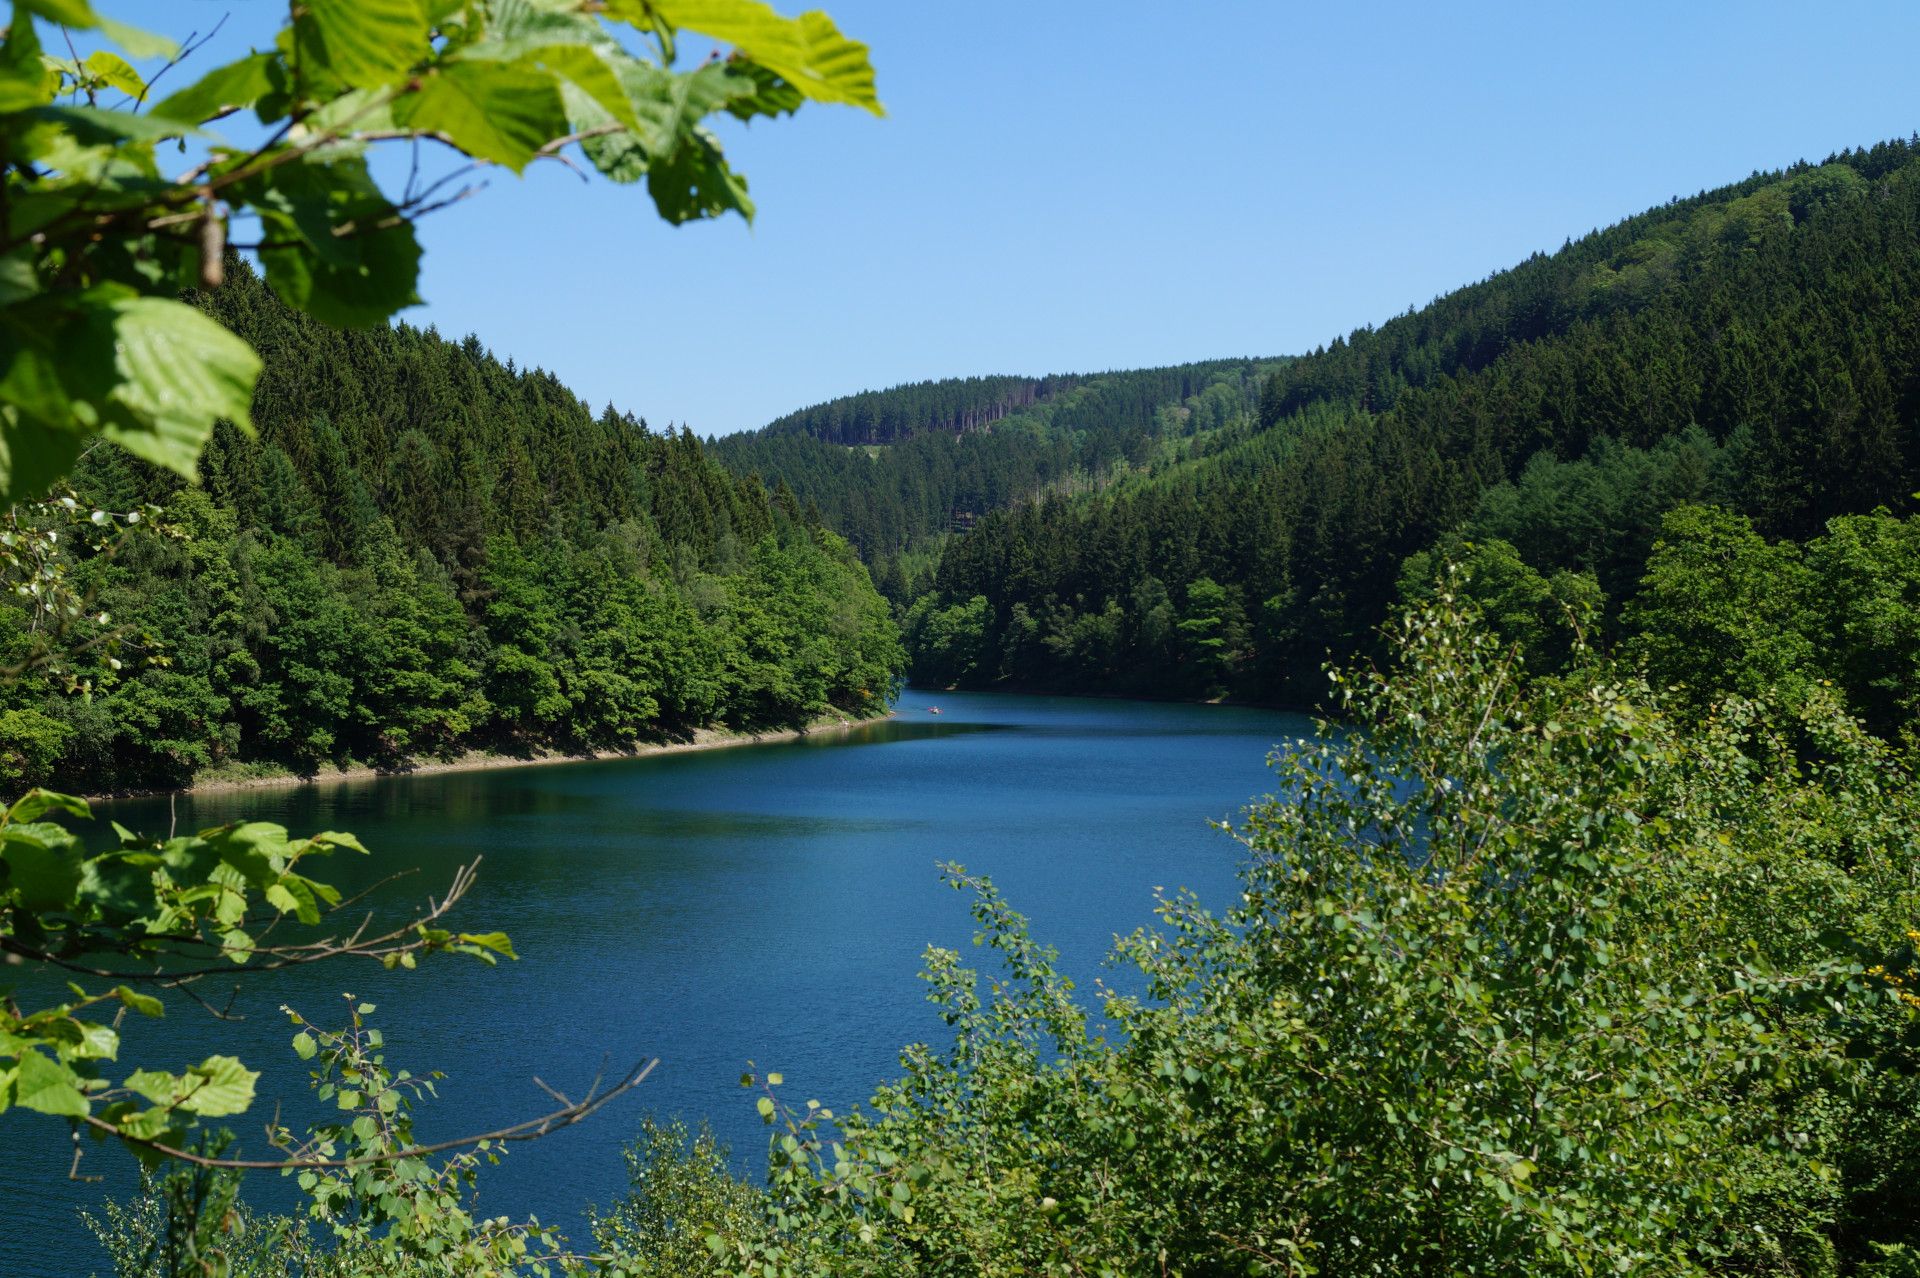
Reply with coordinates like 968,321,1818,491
87,711,897,802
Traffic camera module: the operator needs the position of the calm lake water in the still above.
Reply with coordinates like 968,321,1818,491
1,689,1311,1274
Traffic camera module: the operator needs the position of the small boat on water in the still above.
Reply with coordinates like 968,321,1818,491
928,706,942,715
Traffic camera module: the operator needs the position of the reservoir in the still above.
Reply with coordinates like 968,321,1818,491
0,689,1310,1274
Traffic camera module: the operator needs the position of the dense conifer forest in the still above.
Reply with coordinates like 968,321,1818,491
730,138,1920,727
708,358,1275,583
0,263,902,794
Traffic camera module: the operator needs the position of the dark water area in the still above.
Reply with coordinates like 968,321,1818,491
0,689,1313,1274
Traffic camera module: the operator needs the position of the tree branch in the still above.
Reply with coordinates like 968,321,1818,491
82,1058,658,1171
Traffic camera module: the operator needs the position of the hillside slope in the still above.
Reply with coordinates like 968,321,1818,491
0,263,901,792
898,137,1920,710
709,359,1277,588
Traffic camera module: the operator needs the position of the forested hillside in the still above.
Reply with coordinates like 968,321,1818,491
0,263,902,793
898,137,1920,717
709,359,1275,589
760,374,1085,444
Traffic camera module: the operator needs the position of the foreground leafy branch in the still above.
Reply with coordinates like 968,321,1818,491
0,0,881,1198
0,0,882,504
0,787,541,1162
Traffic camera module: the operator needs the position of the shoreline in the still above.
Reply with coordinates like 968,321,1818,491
87,711,896,803
904,681,1316,715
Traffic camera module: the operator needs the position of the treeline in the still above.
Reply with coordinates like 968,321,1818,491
711,359,1274,577
0,263,901,793
905,138,1920,721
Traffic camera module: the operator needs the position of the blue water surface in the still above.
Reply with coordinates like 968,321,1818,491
0,689,1311,1274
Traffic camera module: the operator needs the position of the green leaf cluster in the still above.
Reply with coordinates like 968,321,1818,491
0,0,879,502
793,141,1920,711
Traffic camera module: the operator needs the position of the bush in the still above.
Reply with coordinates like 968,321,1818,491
701,591,1920,1276
0,707,69,789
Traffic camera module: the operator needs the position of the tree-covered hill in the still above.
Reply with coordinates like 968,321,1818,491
708,359,1277,581
0,263,902,793
760,374,1084,445
899,136,1920,718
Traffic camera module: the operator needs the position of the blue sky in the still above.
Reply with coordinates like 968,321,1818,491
95,2,1920,433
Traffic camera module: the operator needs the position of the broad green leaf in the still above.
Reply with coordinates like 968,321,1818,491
723,61,804,121
247,158,423,328
150,51,276,124
204,821,293,884
113,987,165,1018
0,16,57,112
303,0,429,89
456,931,518,960
14,1050,89,1118
392,59,569,171
111,1103,187,1141
292,1032,317,1060
82,49,144,98
6,788,90,824
125,1055,258,1117
648,128,752,224
0,290,249,496
499,42,641,133
578,61,757,220
0,409,83,504
78,855,161,922
22,105,200,144
66,1022,119,1062
0,827,83,910
634,0,880,114
83,294,261,479
14,0,99,27
265,876,321,924
465,1,642,133
96,17,178,61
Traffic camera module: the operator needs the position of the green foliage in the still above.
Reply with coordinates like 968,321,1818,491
86,1005,634,1276
1624,504,1820,711
1175,574,1248,695
83,1133,317,1278
0,789,520,1161
0,265,904,793
0,0,880,503
274,998,585,1274
590,1117,766,1278
902,593,989,687
2,1,892,1256
878,140,1920,707
690,594,1920,1276
1804,510,1920,740
0,705,68,787
1399,535,1602,673
711,361,1271,563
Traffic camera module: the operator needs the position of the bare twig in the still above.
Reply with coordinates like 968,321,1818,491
60,26,95,108
133,13,232,110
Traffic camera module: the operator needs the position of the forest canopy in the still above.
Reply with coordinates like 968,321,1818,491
0,261,902,794
796,141,1920,727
